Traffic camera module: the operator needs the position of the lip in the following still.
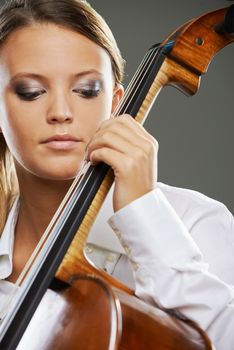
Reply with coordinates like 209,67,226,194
41,134,80,150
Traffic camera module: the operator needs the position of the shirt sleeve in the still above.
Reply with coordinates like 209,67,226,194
108,187,234,350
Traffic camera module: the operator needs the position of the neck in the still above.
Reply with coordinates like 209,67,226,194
16,169,73,242
8,166,74,283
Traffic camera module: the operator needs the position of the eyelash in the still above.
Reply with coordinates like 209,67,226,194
15,88,100,101
72,88,100,98
16,90,45,101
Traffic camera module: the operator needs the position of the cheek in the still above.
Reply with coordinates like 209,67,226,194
3,123,31,163
0,96,35,158
78,94,113,138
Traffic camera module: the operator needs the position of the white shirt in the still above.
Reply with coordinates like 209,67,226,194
1,182,234,349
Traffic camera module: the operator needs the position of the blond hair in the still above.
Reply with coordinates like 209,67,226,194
0,136,18,233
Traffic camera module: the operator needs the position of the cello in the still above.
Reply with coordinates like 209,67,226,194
0,4,234,349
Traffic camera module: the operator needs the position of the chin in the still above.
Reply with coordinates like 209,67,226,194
14,157,85,184
41,169,81,181
30,164,82,182
39,156,84,178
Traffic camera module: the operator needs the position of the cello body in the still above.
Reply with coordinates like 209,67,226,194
16,276,211,350
1,5,234,350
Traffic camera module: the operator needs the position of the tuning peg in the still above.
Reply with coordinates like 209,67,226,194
215,4,234,34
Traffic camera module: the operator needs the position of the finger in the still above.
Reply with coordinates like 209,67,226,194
89,146,131,176
98,114,150,141
90,115,158,154
87,129,157,166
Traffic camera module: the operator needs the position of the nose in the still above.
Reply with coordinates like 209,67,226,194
47,91,73,124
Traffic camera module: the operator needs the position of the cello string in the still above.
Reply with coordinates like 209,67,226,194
0,162,94,329
11,45,161,293
113,49,153,115
17,47,159,285
15,160,92,286
32,46,161,263
114,46,160,117
5,41,175,298
0,44,163,336
0,160,91,320
0,44,163,322
15,47,160,286
114,41,174,119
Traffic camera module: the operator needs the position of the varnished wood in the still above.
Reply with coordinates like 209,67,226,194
16,276,212,350
135,57,200,125
4,6,234,350
117,289,212,350
56,169,133,294
49,7,233,350
165,8,234,75
56,54,200,293
52,7,234,350
56,60,200,293
57,8,228,285
17,276,121,350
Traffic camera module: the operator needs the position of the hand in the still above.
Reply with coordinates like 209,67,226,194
86,114,158,212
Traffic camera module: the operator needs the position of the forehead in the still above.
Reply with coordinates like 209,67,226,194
0,23,112,77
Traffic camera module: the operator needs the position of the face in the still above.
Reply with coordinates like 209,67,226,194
0,23,122,181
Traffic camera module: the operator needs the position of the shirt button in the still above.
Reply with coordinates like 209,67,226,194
106,254,116,263
109,220,121,238
115,229,121,239
85,245,94,255
123,245,131,256
131,261,139,271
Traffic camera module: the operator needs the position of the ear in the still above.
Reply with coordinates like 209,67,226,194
111,84,124,113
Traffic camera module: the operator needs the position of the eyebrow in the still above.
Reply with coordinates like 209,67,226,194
9,69,104,83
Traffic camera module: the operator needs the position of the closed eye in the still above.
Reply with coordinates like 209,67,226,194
16,90,46,101
13,83,46,101
72,88,100,98
72,79,103,99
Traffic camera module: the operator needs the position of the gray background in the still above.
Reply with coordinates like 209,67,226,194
89,0,234,213
0,0,233,213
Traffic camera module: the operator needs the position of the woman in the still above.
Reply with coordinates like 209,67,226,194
0,1,233,349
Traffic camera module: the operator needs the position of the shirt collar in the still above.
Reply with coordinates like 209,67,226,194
0,199,19,279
